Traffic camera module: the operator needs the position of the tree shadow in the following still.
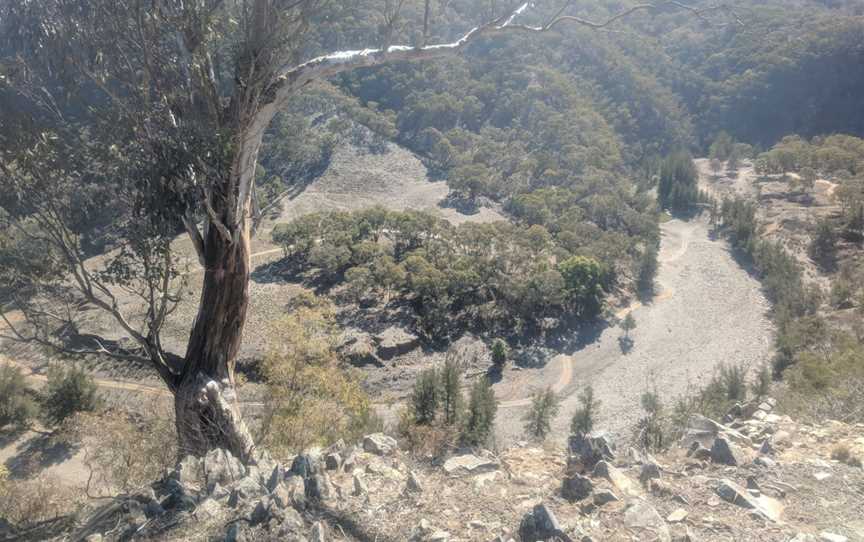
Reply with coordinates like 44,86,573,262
618,336,634,354
3,431,77,480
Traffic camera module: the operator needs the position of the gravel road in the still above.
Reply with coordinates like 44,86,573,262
494,216,775,447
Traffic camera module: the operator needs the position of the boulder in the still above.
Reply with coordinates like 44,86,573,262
352,473,367,496
666,508,688,523
519,504,572,542
310,521,329,542
266,464,286,493
819,533,849,542
374,327,420,360
324,453,342,471
711,437,745,466
623,501,671,542
567,432,615,474
593,461,643,498
407,470,424,493
561,473,593,502
639,461,662,485
593,489,619,505
681,415,751,450
716,479,784,522
174,455,205,493
363,433,398,456
442,454,499,475
204,449,247,489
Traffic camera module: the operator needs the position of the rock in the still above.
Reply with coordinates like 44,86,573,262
567,432,615,474
814,471,832,481
755,456,776,468
561,473,593,502
310,521,328,542
666,508,688,523
650,479,674,497
711,437,744,466
174,455,205,493
428,532,450,542
342,449,356,472
639,461,662,485
291,453,331,501
231,475,265,505
224,523,243,542
203,448,246,489
249,497,271,525
84,535,103,542
752,410,768,421
716,479,784,522
352,473,367,496
442,454,499,475
593,461,643,498
284,476,307,509
681,415,751,450
374,326,420,359
266,464,286,492
340,331,381,367
407,470,424,493
624,501,671,542
324,453,342,471
195,497,222,519
593,490,619,505
363,433,398,456
819,533,848,542
760,438,775,455
519,504,572,542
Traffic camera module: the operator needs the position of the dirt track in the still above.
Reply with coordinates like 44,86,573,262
494,216,775,447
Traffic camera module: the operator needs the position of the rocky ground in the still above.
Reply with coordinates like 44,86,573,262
7,397,861,542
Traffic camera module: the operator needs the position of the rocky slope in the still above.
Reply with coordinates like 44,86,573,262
10,399,861,542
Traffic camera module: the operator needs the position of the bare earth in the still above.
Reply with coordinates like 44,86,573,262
494,216,775,447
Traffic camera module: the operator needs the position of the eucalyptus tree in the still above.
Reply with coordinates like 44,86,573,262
0,0,739,462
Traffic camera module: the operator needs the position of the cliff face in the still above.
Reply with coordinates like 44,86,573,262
29,398,862,542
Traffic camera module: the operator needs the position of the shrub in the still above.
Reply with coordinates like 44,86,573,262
411,368,440,426
830,443,851,463
41,365,100,425
259,298,380,456
720,364,747,402
0,365,37,430
491,339,508,367
62,403,177,494
439,355,464,426
0,473,81,526
752,366,772,398
570,385,600,435
633,390,666,452
522,387,560,441
461,377,498,447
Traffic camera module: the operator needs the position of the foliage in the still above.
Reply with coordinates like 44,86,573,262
491,339,508,367
0,473,81,527
62,404,177,494
633,390,666,452
657,151,701,212
570,385,600,435
522,387,560,441
0,365,37,430
259,296,378,456
752,366,772,398
620,313,636,338
410,368,440,426
41,365,100,426
439,354,464,426
809,218,838,271
462,377,498,447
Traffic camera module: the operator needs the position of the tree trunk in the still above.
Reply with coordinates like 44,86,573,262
174,214,257,462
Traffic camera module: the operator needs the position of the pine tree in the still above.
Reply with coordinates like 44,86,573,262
570,385,600,435
523,387,560,441
440,355,464,426
462,378,498,446
411,369,439,425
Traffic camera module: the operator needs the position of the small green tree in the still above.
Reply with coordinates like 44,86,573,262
570,385,600,435
633,390,666,452
0,365,37,430
637,245,658,295
709,158,723,178
491,339,509,368
440,355,464,426
620,313,637,338
523,387,560,441
411,368,440,425
42,365,100,425
462,378,498,446
751,366,772,398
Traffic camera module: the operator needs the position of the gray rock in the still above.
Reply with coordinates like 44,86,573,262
84,535,103,542
623,501,671,542
519,504,572,542
342,449,356,472
407,470,424,493
203,449,246,489
174,455,205,493
324,453,342,471
374,327,420,359
593,489,619,505
561,473,593,502
592,461,643,498
442,454,499,475
352,473,367,496
639,462,662,485
716,479,784,522
363,433,398,456
249,497,271,525
285,476,307,509
567,432,615,474
711,437,742,466
760,438,774,455
310,521,328,542
755,456,776,468
266,464,286,492
819,533,848,542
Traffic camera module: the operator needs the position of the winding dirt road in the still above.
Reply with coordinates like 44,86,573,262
494,216,774,446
